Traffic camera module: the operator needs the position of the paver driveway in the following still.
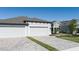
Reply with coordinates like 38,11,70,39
0,37,48,51
34,36,79,50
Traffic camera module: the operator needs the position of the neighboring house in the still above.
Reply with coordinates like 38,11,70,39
60,21,71,33
60,19,79,35
51,21,60,34
0,16,51,38
74,20,79,35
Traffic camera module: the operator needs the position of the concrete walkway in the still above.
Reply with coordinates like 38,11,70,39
65,46,79,51
34,36,79,50
0,37,48,51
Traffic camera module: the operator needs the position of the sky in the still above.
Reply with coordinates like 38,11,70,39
0,7,79,21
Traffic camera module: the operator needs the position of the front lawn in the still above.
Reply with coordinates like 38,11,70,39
56,33,79,43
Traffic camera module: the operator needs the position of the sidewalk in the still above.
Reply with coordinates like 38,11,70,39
64,46,79,51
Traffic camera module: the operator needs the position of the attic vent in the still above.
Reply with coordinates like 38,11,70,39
23,20,26,23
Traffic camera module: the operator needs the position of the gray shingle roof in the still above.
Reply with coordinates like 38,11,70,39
0,16,51,25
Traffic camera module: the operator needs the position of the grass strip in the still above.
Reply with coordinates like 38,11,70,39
27,37,58,51
57,36,79,43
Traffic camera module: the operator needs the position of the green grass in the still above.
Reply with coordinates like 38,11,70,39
27,37,58,51
56,34,79,43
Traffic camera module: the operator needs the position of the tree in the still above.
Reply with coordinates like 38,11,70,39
69,19,77,34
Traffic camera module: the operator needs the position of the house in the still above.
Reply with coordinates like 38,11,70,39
59,21,71,33
73,20,79,35
51,21,60,34
0,16,51,38
60,19,79,35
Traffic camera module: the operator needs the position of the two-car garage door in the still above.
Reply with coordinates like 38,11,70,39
29,26,50,36
0,25,26,38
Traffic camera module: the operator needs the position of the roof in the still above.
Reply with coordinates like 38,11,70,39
0,16,51,25
27,18,51,23
0,16,28,24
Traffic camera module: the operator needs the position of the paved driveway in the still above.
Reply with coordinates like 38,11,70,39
34,36,79,50
0,37,48,51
